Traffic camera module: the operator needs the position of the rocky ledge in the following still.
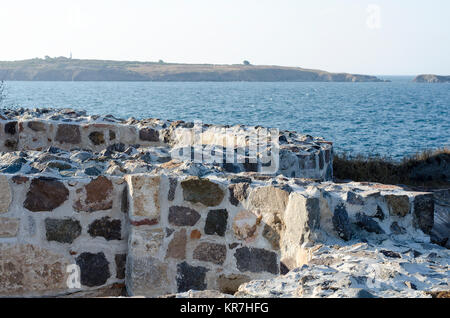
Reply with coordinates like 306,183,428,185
0,108,448,298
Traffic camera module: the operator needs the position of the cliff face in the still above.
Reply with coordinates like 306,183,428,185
0,58,387,82
413,74,450,83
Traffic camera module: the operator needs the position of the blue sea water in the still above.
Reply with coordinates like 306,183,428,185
1,76,449,159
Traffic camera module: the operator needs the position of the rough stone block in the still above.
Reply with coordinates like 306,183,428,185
0,217,20,237
139,127,160,142
88,217,122,241
115,254,126,279
193,242,227,265
413,194,435,234
232,210,260,242
129,227,164,256
248,186,289,215
0,244,70,296
168,177,178,201
0,175,12,213
176,262,208,293
229,183,250,206
45,218,82,243
166,229,187,260
126,255,171,297
385,195,410,217
27,121,47,132
168,206,201,227
55,124,81,144
76,252,111,287
204,209,228,237
181,177,224,207
234,247,278,274
332,204,352,241
74,176,114,212
126,175,160,221
217,274,251,295
24,177,69,212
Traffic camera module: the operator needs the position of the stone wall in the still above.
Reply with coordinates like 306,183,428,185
0,108,440,298
0,174,127,297
0,109,333,180
0,170,436,297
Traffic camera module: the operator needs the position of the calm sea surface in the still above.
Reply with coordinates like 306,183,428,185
2,76,449,159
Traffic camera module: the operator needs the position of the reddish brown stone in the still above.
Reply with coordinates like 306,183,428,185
12,176,29,184
166,229,187,260
190,230,202,240
130,219,159,226
24,178,69,212
74,176,113,212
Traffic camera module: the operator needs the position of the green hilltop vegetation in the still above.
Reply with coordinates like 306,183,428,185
0,57,388,82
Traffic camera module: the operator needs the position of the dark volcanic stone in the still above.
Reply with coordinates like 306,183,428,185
115,254,126,279
380,250,401,258
84,166,102,176
168,206,201,226
107,143,126,153
176,262,208,293
181,177,225,207
76,252,111,287
24,178,69,212
193,242,227,265
5,121,17,135
318,151,325,170
139,127,160,142
55,124,81,144
89,131,105,145
88,216,122,241
204,209,228,237
168,178,177,201
45,218,82,244
229,183,250,206
355,213,385,234
373,205,385,220
413,194,435,235
234,247,278,274
280,262,290,275
121,186,129,213
332,204,352,241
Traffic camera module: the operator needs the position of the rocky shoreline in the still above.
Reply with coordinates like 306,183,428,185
0,108,448,298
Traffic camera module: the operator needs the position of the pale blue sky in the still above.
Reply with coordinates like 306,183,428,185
0,0,449,75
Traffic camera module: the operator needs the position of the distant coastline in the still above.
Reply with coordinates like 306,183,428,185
413,74,450,83
0,57,389,82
